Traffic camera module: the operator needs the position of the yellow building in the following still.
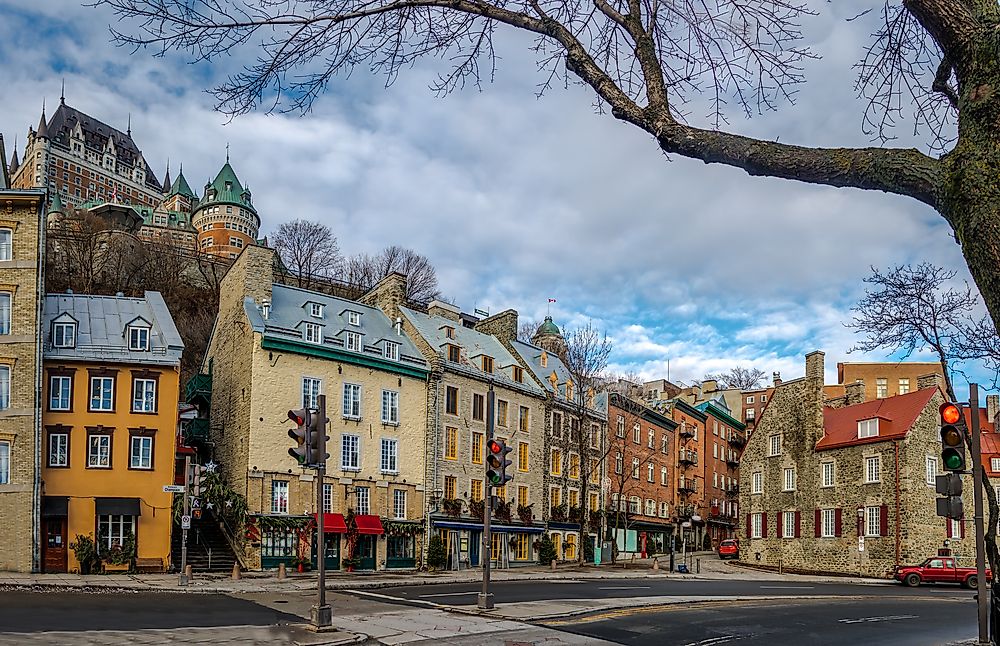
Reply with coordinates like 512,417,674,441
40,291,184,573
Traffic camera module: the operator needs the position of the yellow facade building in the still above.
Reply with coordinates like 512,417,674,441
40,291,184,573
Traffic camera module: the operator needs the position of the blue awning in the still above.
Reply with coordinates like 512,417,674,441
432,520,546,534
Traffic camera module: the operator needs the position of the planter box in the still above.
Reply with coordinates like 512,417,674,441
103,562,130,574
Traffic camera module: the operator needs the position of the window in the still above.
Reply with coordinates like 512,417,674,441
53,322,76,348
0,229,10,261
90,377,114,412
661,435,670,454
48,433,68,467
444,475,456,499
865,455,881,483
469,480,484,502
356,486,370,514
768,434,781,456
552,412,563,437
865,505,881,537
345,330,361,351
444,326,455,339
513,366,524,383
752,471,763,494
515,533,529,560
310,303,324,318
130,435,153,469
393,490,406,519
713,442,718,459
551,449,562,475
381,438,398,473
540,351,548,368
821,508,836,538
518,485,529,508
341,434,360,471
745,408,755,421
445,426,458,460
0,293,9,334
615,452,623,475
482,356,494,373
323,483,333,513
647,462,654,482
661,466,668,485
518,406,529,433
302,377,322,410
384,341,400,361
876,378,888,398
128,325,150,351
899,378,910,395
590,424,600,449
616,415,625,437
87,432,112,468
782,467,796,491
497,400,508,426
445,386,458,415
821,461,835,488
565,534,577,560
447,344,461,362
381,390,399,425
929,457,941,484
550,487,562,511
631,457,640,479
751,512,763,539
462,392,480,423
518,442,529,471
760,394,767,403
342,383,362,419
569,453,580,479
98,515,135,551
472,432,484,464
782,510,796,538
643,499,655,516
746,395,754,404
633,423,641,444
132,378,156,413
50,375,72,411
857,418,878,439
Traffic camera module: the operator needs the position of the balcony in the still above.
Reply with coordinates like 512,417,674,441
725,484,739,498
185,372,212,407
679,450,698,466
727,433,746,448
183,418,210,443
678,478,697,494
725,455,740,468
679,425,695,439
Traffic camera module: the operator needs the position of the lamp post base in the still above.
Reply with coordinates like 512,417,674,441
311,604,332,628
477,593,495,610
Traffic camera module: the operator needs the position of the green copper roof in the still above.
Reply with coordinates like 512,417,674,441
537,316,561,336
48,192,64,214
197,161,256,215
169,171,196,199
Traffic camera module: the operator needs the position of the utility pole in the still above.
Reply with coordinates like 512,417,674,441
479,385,495,610
179,454,190,586
312,394,332,629
970,384,989,645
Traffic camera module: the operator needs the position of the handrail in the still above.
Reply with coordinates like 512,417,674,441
216,511,251,571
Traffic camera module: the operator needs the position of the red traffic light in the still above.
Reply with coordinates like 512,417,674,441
487,439,503,454
940,402,961,425
288,409,306,426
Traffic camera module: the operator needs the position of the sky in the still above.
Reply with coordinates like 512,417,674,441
1,0,994,400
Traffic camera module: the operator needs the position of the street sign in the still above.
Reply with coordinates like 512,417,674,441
858,537,865,552
181,515,191,529
193,509,202,520
163,485,185,493
191,497,201,509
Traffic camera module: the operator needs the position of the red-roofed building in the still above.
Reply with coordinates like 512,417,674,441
739,352,975,577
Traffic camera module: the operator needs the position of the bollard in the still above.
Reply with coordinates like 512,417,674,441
278,563,286,580
184,564,192,580
652,558,659,571
696,558,701,574
550,559,557,571
232,562,241,580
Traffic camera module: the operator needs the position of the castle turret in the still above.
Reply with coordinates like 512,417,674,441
190,159,260,258
532,315,568,360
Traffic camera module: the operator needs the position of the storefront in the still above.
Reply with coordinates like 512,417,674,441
431,518,545,568
384,520,422,569
311,513,347,570
630,521,674,557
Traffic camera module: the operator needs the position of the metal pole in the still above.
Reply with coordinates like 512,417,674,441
478,386,495,610
312,394,332,629
970,383,989,645
179,455,190,585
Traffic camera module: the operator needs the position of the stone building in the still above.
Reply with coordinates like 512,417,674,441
0,188,46,572
202,245,430,571
191,161,260,259
739,351,972,577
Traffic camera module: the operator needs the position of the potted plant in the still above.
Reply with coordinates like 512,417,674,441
292,556,311,573
517,504,534,524
427,535,447,571
69,534,98,575
342,556,361,572
469,499,485,520
443,498,463,517
494,500,512,523
551,504,568,522
102,533,135,574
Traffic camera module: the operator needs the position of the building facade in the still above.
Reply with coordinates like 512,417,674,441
0,189,46,572
39,291,184,573
836,362,946,402
695,398,745,545
191,162,260,259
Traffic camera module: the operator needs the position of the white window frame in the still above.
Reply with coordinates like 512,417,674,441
128,325,150,351
130,435,153,470
929,456,941,484
341,434,361,471
381,437,399,474
272,481,289,514
323,483,333,513
381,390,399,425
97,514,135,550
821,508,836,538
783,467,796,492
384,341,400,361
132,378,156,413
865,505,881,537
616,415,625,437
647,462,654,482
343,383,362,420
88,434,111,468
751,512,763,539
53,322,76,348
782,510,795,538
90,376,114,412
769,434,781,456
746,395,754,404
858,418,879,439
348,311,361,326
345,330,362,352
48,433,68,467
310,303,324,318
0,366,9,410
393,489,406,520
0,293,10,335
356,486,370,515
752,471,763,494
865,455,881,483
0,228,11,261
876,378,888,398
304,322,322,344
631,457,640,479
661,466,668,485
898,378,910,395
50,375,72,411
991,458,1000,473
821,461,835,488
302,377,322,410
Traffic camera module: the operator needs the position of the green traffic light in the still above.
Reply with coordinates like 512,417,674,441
487,471,501,485
943,449,965,471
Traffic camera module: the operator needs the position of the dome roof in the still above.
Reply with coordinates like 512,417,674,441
537,315,561,336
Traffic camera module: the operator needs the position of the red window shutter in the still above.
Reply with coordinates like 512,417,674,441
946,519,953,538
762,512,768,537
880,504,889,537
776,511,783,538
814,509,821,538
961,520,966,539
794,511,801,538
835,508,842,537
746,513,752,539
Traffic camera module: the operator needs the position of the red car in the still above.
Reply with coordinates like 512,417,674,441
718,539,739,560
893,556,989,588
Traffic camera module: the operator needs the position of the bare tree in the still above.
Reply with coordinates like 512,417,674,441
345,245,442,302
848,262,1000,579
272,219,343,287
518,319,538,344
708,366,768,390
96,0,1000,340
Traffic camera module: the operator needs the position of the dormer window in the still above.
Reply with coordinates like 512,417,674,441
304,322,322,344
384,341,400,361
345,331,362,352
53,322,76,348
566,380,574,401
348,311,360,326
540,351,548,368
447,344,461,363
513,366,524,383
482,356,494,373
444,326,455,339
858,418,879,439
128,325,150,351
309,303,324,318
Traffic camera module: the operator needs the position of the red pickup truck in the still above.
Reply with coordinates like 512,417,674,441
893,557,989,588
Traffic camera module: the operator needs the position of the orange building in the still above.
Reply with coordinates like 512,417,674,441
40,291,184,573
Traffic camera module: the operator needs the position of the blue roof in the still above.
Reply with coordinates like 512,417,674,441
509,339,607,415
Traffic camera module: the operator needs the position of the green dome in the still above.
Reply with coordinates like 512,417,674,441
537,316,561,336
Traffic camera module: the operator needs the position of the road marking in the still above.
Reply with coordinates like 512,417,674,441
838,615,918,624
759,586,815,590
598,586,652,590
418,591,479,598
683,637,735,646
346,589,442,608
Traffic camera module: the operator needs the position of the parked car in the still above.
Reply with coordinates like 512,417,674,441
892,556,989,588
718,539,739,560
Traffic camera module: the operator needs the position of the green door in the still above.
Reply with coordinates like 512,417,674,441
312,533,340,570
356,535,376,570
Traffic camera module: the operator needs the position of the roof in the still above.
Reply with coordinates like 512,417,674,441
695,397,746,431
402,307,544,396
246,284,429,376
197,162,256,217
536,316,561,336
816,387,937,451
42,291,184,366
509,338,608,414
0,134,8,189
169,171,196,199
609,392,676,429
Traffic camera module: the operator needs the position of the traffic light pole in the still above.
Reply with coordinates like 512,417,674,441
479,386,495,610
969,384,989,645
179,455,190,586
312,394,332,630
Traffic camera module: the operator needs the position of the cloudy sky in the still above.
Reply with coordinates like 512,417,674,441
2,0,992,398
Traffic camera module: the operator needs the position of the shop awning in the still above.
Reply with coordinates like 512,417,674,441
313,513,348,533
42,496,68,517
353,514,384,535
95,497,141,516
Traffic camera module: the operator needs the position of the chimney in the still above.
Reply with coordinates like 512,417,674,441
987,395,999,426
473,309,519,344
845,380,865,406
395,316,402,336
805,351,825,382
917,373,943,391
427,299,462,323
772,371,781,386
358,271,407,319
701,379,718,394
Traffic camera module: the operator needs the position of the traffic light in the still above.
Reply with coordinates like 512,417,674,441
486,438,513,487
190,464,206,498
936,473,964,519
288,408,312,464
940,401,967,472
307,406,329,467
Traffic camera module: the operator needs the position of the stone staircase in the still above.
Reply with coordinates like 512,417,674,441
170,513,238,572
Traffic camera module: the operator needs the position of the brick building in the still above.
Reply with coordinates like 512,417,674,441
836,362,945,402
695,398,744,545
739,351,972,577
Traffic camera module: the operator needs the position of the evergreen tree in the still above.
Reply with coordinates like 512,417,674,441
427,535,447,570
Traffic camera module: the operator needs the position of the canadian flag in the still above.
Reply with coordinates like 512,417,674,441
548,298,557,303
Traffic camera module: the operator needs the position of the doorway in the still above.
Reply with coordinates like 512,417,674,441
43,517,68,573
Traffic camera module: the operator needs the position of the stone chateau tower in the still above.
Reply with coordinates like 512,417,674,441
190,159,260,259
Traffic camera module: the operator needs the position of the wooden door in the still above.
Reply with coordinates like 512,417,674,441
43,518,68,573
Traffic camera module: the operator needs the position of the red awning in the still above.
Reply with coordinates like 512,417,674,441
313,513,348,533
354,514,385,535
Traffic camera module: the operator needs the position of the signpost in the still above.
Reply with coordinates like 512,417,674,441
163,485,185,493
478,386,496,610
179,456,191,586
181,515,191,530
